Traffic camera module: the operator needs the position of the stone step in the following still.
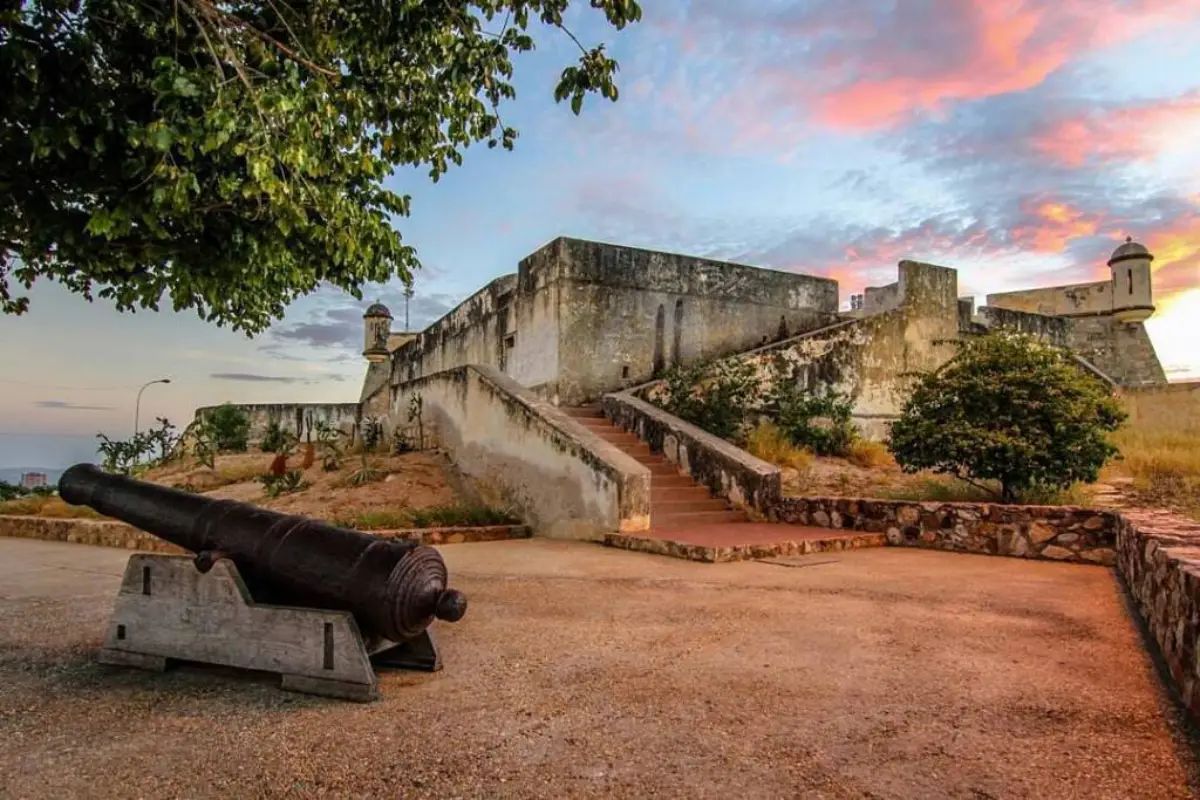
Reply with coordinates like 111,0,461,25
632,454,667,467
650,475,695,489
596,431,643,446
652,486,713,503
654,498,730,514
561,406,603,419
646,462,682,477
577,417,615,430
652,510,750,530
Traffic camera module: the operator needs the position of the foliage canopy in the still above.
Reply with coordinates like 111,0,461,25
1,0,641,333
887,332,1127,502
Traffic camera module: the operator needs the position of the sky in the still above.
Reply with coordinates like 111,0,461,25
2,0,1199,470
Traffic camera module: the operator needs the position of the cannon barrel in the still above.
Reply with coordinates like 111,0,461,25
59,463,467,642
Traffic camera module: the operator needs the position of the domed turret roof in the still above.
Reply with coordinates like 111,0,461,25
1108,236,1154,266
363,301,393,318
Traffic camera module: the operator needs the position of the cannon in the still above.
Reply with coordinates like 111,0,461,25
60,463,467,701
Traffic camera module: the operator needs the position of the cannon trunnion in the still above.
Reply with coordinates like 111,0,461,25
60,463,468,701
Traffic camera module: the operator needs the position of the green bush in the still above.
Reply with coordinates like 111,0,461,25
655,359,759,441
260,421,289,454
766,380,858,457
206,403,251,452
888,332,1126,503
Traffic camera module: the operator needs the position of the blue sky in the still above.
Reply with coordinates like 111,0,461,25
2,0,1199,470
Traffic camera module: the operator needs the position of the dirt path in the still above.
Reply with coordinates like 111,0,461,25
1,538,1196,798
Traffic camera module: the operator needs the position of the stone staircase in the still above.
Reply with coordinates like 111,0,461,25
562,405,749,532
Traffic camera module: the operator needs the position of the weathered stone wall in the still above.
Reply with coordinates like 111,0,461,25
390,364,651,541
771,497,1118,565
1068,316,1168,387
975,305,1072,347
601,393,782,512
987,279,1114,317
1116,509,1200,720
1120,380,1200,424
364,237,842,411
664,260,961,440
192,402,361,447
549,238,841,404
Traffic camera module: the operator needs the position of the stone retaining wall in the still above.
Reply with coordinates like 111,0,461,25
1116,509,1200,720
0,515,531,551
770,497,1118,565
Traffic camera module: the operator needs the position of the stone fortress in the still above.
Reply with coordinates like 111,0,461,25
360,234,1167,422
198,235,1169,541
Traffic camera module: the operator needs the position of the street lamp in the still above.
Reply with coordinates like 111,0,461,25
134,378,171,463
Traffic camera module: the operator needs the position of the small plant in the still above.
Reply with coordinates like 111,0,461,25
191,420,217,469
408,394,425,449
258,469,310,498
360,416,385,453
315,420,344,471
96,431,154,475
348,465,384,486
260,421,289,454
205,403,251,452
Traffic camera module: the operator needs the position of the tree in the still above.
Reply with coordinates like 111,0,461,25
1,0,642,333
887,332,1127,503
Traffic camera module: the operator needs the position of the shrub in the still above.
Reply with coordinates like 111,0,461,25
260,421,289,454
206,403,251,452
766,380,858,457
888,332,1126,503
315,421,344,471
654,359,759,441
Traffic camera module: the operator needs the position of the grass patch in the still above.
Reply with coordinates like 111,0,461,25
1107,390,1200,517
0,495,104,519
333,503,521,531
846,440,894,469
880,477,1090,505
745,421,814,471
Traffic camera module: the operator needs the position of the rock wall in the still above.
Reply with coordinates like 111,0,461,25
391,364,652,541
987,279,1115,317
1115,509,1200,720
601,392,782,512
771,497,1118,565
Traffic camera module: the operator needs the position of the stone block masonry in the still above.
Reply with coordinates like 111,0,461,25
771,497,1118,565
1116,509,1200,721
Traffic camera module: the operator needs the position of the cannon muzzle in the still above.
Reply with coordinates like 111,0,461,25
60,463,467,642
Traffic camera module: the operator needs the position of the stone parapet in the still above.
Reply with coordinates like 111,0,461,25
603,530,885,563
601,392,781,513
770,497,1118,565
1115,509,1200,720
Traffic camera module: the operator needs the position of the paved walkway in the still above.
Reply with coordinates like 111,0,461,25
1,537,1197,798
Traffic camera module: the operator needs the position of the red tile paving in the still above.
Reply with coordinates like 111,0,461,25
564,404,888,561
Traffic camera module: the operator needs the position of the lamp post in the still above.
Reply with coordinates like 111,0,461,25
134,378,171,464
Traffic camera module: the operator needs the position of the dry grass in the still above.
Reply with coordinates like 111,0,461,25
332,504,520,531
745,421,814,472
1106,387,1200,517
0,495,104,519
846,439,894,469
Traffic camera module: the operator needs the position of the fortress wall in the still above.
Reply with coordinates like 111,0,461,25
975,306,1072,346
192,402,362,447
1068,317,1168,387
546,238,841,405
987,279,1113,317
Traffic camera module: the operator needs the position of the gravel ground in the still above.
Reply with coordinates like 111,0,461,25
1,537,1197,799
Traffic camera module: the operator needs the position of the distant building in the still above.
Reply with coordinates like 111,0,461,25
20,472,49,490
